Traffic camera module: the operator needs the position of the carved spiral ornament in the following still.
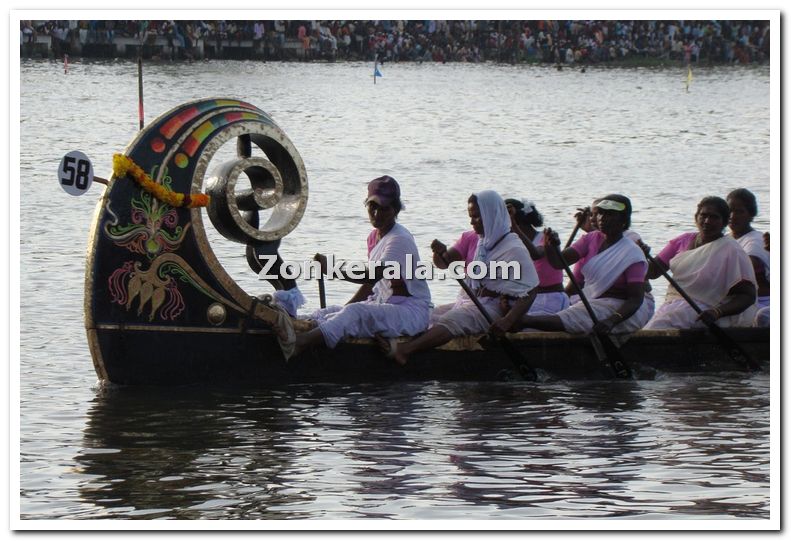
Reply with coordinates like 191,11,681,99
203,126,308,244
87,99,309,331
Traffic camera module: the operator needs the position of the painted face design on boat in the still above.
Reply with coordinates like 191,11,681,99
468,201,484,235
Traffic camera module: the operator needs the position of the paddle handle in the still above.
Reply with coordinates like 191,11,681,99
318,277,326,309
564,224,581,249
552,243,601,326
314,254,327,309
441,255,494,325
644,253,703,314
552,242,631,379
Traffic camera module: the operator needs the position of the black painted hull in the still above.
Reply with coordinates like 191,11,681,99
90,327,770,386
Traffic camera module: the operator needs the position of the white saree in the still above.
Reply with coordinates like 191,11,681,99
314,223,432,348
558,235,653,334
646,235,757,329
434,190,539,336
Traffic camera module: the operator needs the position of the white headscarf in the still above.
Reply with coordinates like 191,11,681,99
473,190,511,264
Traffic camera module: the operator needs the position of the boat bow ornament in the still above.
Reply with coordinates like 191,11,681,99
85,99,313,381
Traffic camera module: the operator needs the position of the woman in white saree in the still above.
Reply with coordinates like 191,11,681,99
292,176,432,355
385,190,540,366
645,196,757,329
520,194,653,335
727,188,769,327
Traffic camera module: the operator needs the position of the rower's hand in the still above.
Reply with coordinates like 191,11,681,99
698,308,719,325
489,316,514,337
542,228,560,248
430,239,447,256
592,315,618,334
575,206,592,232
313,253,328,275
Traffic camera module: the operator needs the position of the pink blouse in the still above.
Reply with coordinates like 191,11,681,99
451,230,480,267
656,232,697,267
570,231,647,288
532,232,563,287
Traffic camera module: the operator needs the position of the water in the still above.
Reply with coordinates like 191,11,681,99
18,58,773,522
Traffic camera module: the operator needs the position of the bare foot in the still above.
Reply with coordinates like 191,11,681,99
272,321,291,343
391,343,409,366
293,331,311,358
375,335,408,366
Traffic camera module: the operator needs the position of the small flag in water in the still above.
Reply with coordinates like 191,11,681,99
686,66,692,92
374,63,383,78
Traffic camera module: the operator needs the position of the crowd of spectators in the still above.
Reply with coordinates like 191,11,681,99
21,19,771,65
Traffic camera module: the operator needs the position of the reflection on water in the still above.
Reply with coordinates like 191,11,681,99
56,377,768,520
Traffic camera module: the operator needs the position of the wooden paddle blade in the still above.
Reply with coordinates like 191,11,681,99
705,322,761,372
591,333,632,379
498,337,537,381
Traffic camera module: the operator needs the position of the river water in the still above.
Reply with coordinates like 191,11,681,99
17,58,775,524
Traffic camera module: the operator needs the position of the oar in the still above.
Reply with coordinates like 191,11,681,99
644,252,760,372
441,253,537,381
565,207,590,248
314,254,327,309
551,243,632,379
564,224,581,249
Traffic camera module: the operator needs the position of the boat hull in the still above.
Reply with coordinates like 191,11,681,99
89,326,770,386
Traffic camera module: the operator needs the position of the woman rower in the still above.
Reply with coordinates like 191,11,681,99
565,199,647,301
727,188,770,327
644,195,757,329
292,176,431,355
504,198,569,317
383,190,539,365
519,194,653,335
427,224,478,324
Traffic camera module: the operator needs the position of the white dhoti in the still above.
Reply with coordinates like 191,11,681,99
306,222,432,349
558,293,655,334
754,296,769,327
525,291,570,317
316,297,430,348
432,297,502,336
644,297,756,330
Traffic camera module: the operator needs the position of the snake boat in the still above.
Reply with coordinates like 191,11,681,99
83,98,770,386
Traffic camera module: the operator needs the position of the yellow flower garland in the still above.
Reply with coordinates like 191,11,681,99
112,154,211,208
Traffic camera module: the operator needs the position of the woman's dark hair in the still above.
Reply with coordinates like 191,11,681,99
468,194,478,205
504,198,544,228
391,199,403,215
598,193,632,230
696,196,731,225
727,188,758,218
